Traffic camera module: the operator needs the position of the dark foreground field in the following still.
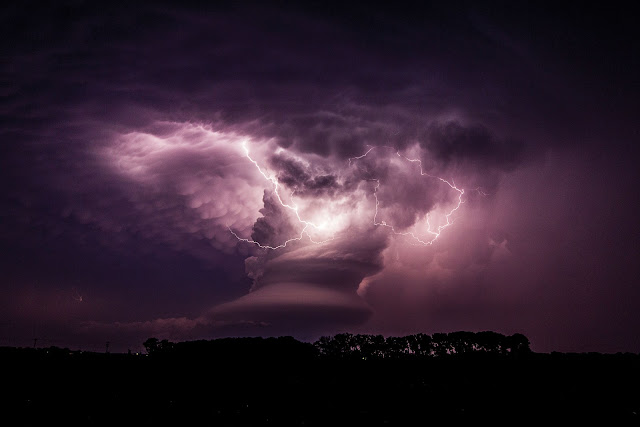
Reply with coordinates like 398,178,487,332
2,338,639,426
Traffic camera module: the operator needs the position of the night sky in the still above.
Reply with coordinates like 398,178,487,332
2,1,639,354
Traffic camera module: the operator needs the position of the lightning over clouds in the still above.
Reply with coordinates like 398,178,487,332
1,1,639,353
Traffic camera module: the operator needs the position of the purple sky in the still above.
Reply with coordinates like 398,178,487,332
2,1,639,353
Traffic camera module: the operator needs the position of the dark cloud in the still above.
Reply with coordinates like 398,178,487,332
250,192,298,249
424,121,525,171
270,154,340,197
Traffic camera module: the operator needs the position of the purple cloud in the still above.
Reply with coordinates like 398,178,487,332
1,2,639,354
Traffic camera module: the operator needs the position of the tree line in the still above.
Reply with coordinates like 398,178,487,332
142,331,530,360
313,331,530,359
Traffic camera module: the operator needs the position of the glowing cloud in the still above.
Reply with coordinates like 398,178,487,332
351,147,465,246
227,141,340,249
230,142,467,251
105,123,270,255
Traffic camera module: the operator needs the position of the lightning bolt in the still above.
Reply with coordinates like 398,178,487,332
350,147,465,246
347,146,374,166
231,143,467,250
228,141,334,249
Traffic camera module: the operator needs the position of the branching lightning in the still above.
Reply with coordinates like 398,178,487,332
228,141,334,249
231,142,467,250
347,146,374,166
350,147,465,246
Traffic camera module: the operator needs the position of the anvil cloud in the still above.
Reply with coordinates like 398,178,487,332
1,1,639,353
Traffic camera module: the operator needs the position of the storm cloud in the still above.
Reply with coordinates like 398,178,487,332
1,1,639,353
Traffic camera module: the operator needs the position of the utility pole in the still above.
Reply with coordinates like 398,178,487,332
105,341,110,354
33,338,38,348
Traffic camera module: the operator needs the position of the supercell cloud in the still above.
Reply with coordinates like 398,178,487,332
1,1,639,353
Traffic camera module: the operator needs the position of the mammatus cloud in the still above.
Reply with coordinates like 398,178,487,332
105,122,270,255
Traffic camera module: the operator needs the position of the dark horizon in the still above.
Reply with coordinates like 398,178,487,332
2,1,639,355
5,333,639,425
7,331,640,358
4,330,638,357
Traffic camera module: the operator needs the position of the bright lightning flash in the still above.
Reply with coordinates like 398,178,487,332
230,143,466,249
363,149,465,246
228,141,339,249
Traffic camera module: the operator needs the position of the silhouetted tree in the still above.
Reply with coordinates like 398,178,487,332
159,339,174,352
314,335,333,357
408,333,434,357
143,337,159,354
314,331,532,359
476,331,504,353
143,337,174,355
432,333,451,357
359,334,385,359
385,336,410,358
350,334,368,358
506,333,531,355
315,334,353,359
448,331,474,355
